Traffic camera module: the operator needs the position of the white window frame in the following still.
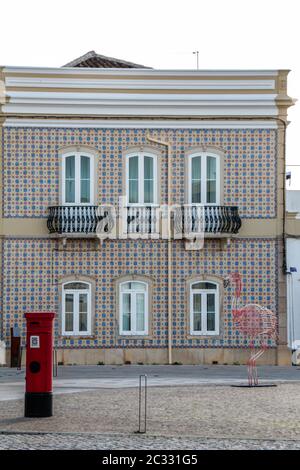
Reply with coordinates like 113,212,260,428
62,281,92,336
188,152,220,205
126,152,158,206
190,281,220,335
62,151,95,205
119,281,149,336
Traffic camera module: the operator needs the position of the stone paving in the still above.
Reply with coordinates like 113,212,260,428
1,432,300,450
0,382,300,449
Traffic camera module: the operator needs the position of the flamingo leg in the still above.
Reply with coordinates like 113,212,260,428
250,348,266,386
248,343,256,386
247,356,253,386
255,346,267,385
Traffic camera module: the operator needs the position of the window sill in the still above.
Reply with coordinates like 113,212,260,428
59,335,96,340
118,334,153,340
187,333,220,339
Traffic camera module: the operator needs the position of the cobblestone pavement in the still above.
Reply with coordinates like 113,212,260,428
1,384,300,447
1,432,300,450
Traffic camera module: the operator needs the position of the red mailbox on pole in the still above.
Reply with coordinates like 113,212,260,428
24,312,55,417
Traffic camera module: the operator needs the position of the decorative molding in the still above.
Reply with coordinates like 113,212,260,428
2,68,290,118
5,77,276,90
3,67,282,76
2,92,278,117
3,119,279,129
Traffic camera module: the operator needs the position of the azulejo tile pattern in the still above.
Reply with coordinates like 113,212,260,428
2,127,277,218
2,238,278,349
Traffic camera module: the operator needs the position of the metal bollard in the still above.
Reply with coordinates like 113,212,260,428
137,374,147,434
17,346,23,371
53,348,58,377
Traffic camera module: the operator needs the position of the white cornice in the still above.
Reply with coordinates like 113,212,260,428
5,77,276,90
1,68,289,118
2,92,278,117
3,66,282,77
3,118,278,129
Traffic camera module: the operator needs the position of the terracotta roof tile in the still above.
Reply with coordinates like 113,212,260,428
63,50,151,68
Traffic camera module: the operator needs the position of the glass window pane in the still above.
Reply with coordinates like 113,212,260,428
207,156,216,180
193,293,201,312
66,156,75,178
193,312,201,331
79,293,88,332
192,181,201,204
136,293,145,331
79,313,88,332
129,156,138,179
79,293,88,313
121,282,146,291
192,156,201,180
80,156,91,203
131,282,146,291
122,293,131,331
81,156,90,179
129,180,138,203
207,313,215,331
65,313,73,332
64,282,89,290
65,181,75,203
144,179,153,203
207,294,216,332
206,180,216,204
144,156,153,179
65,293,74,312
192,282,217,290
207,293,215,312
65,294,74,332
121,282,131,291
193,293,201,331
81,179,90,203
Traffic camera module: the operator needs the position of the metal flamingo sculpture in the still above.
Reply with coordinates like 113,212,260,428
228,273,277,386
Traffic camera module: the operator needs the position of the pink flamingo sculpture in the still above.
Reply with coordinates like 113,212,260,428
227,272,277,386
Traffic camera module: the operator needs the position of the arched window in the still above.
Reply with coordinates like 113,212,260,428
126,153,157,205
190,281,220,335
62,281,92,335
119,281,149,335
62,151,94,205
188,153,220,204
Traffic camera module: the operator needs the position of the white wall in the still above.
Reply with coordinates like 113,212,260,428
286,190,300,213
286,238,300,350
0,341,6,365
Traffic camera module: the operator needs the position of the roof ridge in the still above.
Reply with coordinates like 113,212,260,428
63,51,151,69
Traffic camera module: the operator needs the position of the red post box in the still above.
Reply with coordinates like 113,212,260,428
24,312,55,417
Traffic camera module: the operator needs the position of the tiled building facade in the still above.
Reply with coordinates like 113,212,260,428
0,56,294,365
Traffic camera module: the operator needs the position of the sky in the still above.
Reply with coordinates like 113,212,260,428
1,0,299,187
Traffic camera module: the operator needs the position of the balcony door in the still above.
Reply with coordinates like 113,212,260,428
126,152,158,235
188,153,220,205
126,152,157,206
62,152,94,205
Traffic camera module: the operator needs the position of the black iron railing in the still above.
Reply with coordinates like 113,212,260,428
47,206,101,234
126,206,158,234
174,205,242,236
47,204,241,236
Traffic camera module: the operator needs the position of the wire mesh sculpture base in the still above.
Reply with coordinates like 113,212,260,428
231,384,277,388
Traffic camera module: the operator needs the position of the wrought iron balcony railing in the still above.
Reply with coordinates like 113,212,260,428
126,206,159,235
47,206,101,234
47,204,241,237
174,205,241,237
